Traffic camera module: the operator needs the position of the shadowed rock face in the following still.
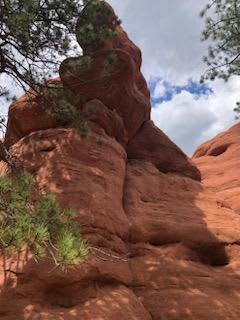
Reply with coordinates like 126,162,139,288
127,120,201,180
60,0,151,142
1,1,240,319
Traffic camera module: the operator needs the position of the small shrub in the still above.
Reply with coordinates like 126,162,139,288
74,119,88,139
43,86,77,124
0,173,88,277
101,52,118,77
68,56,92,73
95,138,104,146
42,85,88,138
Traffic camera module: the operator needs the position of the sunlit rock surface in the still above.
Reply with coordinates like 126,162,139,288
1,1,240,319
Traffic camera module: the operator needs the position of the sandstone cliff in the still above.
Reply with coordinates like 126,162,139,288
1,1,240,319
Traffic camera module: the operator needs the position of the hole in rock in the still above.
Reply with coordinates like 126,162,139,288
193,245,229,267
209,144,229,157
44,285,79,308
155,161,175,175
43,281,97,308
40,145,56,153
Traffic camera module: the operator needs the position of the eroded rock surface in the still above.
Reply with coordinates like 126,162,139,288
1,1,240,319
193,123,240,215
4,80,59,148
127,120,201,180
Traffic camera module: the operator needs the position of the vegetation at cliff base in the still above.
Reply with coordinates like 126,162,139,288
0,173,88,278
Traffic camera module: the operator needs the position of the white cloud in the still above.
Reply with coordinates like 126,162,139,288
152,80,165,99
152,77,239,155
108,0,209,83
1,0,239,156
0,74,23,115
108,0,239,155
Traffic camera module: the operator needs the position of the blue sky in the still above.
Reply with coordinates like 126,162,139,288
1,0,239,155
149,78,213,106
108,0,238,155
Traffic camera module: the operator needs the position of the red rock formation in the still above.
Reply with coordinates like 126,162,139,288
83,99,128,147
10,125,130,252
75,0,150,99
127,120,201,180
4,80,59,148
1,1,240,319
124,160,240,250
193,123,240,215
60,48,151,141
60,0,151,141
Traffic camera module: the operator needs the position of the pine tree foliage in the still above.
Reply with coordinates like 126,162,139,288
200,0,240,117
234,101,240,117
0,0,120,98
1,0,80,95
0,173,88,272
41,83,89,138
76,0,121,45
200,0,240,82
101,52,118,77
0,114,6,135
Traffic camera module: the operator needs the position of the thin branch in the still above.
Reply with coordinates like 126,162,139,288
45,245,59,267
89,246,131,262
203,51,240,77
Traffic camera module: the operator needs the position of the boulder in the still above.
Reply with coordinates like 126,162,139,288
4,84,59,148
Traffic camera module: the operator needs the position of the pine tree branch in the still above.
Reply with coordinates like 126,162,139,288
89,246,131,262
0,48,6,72
0,141,22,174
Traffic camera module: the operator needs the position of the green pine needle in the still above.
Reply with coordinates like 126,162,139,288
0,173,88,270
